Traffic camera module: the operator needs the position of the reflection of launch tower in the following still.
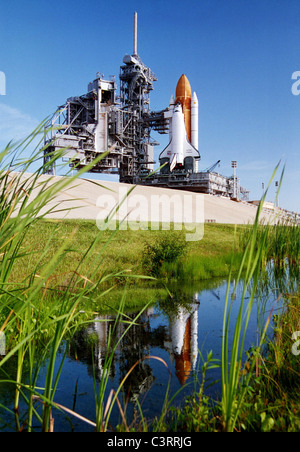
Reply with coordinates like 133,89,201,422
75,309,156,400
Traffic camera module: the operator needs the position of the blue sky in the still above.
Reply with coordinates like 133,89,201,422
0,0,299,212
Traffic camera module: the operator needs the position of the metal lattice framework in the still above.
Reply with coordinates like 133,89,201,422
42,12,250,201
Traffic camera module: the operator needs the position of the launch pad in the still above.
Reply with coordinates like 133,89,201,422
43,13,249,201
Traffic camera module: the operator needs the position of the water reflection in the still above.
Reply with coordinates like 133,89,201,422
65,266,299,429
166,296,199,384
0,265,297,431
72,297,203,392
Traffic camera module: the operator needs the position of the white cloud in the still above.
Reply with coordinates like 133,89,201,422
0,103,39,148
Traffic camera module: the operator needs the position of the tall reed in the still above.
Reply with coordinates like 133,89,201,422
240,220,299,270
221,163,284,432
0,122,148,431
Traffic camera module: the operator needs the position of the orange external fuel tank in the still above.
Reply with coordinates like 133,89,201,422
175,74,192,142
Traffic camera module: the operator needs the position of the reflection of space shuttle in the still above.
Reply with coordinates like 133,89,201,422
168,299,199,385
160,74,200,173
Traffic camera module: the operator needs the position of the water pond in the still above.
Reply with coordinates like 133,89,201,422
0,275,289,431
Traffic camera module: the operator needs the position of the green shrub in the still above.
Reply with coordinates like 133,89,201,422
142,232,187,276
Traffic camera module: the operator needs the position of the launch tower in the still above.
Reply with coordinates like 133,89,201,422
43,12,166,183
43,12,249,201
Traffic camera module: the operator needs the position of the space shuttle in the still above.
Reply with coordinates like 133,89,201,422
160,74,200,173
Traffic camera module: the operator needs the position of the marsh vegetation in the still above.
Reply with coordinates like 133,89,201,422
0,126,298,431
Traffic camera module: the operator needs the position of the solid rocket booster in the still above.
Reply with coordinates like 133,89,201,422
168,94,175,141
191,91,198,150
160,74,200,171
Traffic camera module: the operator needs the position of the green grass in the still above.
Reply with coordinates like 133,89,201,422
7,220,246,296
240,220,300,269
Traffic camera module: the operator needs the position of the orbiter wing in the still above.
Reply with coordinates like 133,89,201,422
159,141,173,160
